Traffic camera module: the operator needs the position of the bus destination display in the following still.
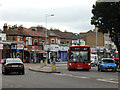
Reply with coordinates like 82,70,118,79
71,47,89,51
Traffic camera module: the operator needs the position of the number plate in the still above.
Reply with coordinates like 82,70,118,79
77,68,82,69
12,65,18,67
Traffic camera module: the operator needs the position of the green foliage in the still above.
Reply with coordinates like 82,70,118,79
91,1,120,67
91,2,120,33
91,1,120,46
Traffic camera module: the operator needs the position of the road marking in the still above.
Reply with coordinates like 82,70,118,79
97,79,118,84
53,73,118,84
52,73,89,79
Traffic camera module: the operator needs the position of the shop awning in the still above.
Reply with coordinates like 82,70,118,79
38,51,47,54
27,50,47,54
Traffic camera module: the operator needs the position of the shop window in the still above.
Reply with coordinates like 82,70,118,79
51,39,55,44
34,39,38,45
17,36,20,41
13,36,16,41
67,40,69,44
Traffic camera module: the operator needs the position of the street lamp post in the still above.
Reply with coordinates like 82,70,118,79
45,14,54,44
45,14,54,64
95,27,99,48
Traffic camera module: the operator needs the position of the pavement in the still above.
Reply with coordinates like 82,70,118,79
28,62,67,73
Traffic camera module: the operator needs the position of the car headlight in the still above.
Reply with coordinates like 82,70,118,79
112,65,116,66
101,64,105,66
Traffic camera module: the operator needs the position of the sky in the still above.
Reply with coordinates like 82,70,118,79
0,0,97,33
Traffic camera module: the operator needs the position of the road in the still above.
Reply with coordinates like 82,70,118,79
1,63,119,88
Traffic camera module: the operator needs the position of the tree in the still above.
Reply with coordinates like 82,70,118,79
91,1,120,67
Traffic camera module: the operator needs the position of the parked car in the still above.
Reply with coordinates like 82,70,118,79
1,58,25,75
98,58,117,72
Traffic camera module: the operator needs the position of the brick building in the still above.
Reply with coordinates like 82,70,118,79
80,30,104,47
3,24,46,63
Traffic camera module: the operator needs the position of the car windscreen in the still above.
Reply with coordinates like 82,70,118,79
102,60,114,63
69,51,89,62
6,59,22,63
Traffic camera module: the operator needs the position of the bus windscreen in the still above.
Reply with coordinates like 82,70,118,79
69,51,89,62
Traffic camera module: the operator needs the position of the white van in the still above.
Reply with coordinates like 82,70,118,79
91,54,98,66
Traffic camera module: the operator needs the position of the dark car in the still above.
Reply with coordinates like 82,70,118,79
1,58,25,75
98,58,117,72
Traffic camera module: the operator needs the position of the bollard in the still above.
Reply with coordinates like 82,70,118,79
44,60,47,66
52,60,56,72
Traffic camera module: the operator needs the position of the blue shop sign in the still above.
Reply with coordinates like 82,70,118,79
16,49,19,52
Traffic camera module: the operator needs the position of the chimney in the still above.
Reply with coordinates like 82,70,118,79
18,25,23,30
3,23,8,32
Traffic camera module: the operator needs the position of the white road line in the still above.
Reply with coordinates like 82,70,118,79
53,73,89,79
97,79,118,84
53,73,118,84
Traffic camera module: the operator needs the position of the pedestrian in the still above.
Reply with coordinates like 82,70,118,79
51,55,53,62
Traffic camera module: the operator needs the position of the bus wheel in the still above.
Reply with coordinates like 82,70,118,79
86,69,89,71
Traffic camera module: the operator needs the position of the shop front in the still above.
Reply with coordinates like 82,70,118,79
2,41,24,61
58,45,69,62
24,45,45,63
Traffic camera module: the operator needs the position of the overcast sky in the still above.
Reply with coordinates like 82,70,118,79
0,0,97,33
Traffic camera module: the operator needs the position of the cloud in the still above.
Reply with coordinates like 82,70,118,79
0,0,96,33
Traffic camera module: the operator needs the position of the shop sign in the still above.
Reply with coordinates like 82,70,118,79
32,46,38,49
0,44,3,49
17,44,24,49
4,44,10,49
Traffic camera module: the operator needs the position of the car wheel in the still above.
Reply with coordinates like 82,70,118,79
113,69,117,72
86,69,89,71
2,68,4,74
22,71,25,75
100,67,103,72
2,70,4,74
21,70,25,75
4,69,8,75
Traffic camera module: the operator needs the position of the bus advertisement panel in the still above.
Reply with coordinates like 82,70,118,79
68,46,91,71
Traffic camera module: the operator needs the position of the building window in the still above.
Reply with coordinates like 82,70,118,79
58,40,60,44
51,39,55,44
67,40,69,44
17,36,20,41
56,39,58,44
13,36,16,41
42,40,45,43
34,39,38,45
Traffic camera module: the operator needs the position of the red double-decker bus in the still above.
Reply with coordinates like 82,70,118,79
67,46,91,71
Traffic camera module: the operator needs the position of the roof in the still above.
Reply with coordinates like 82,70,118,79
5,27,46,37
47,30,60,37
50,29,78,39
